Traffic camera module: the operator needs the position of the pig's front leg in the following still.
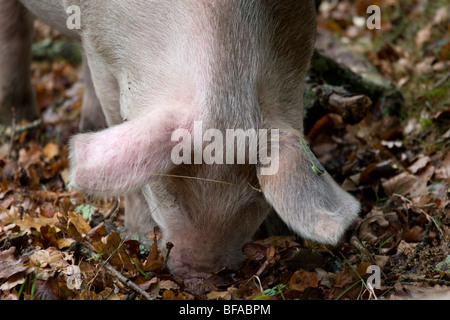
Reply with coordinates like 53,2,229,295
116,190,157,249
82,54,122,127
0,0,38,126
78,57,107,132
124,190,157,236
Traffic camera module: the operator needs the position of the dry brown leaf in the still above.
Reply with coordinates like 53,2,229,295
76,290,99,300
30,247,70,268
67,211,91,236
18,146,42,169
382,171,428,197
433,6,449,25
395,285,450,300
402,226,425,243
416,56,435,74
242,242,267,261
86,222,106,243
56,211,91,243
0,247,29,279
158,279,181,294
342,173,360,191
57,212,84,242
356,262,371,277
407,156,430,174
138,276,159,291
315,268,332,288
143,235,164,272
13,210,59,234
0,207,17,226
357,209,406,249
415,23,432,50
0,273,26,291
206,290,232,300
417,165,435,181
43,142,60,160
358,209,389,243
63,265,83,290
435,150,450,180
162,290,186,300
374,255,389,270
289,270,319,292
396,240,417,256
334,265,355,287
97,288,123,300
92,232,136,273
56,237,75,249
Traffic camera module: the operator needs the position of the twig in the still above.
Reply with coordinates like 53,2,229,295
401,276,450,286
252,275,264,293
256,258,271,277
14,119,42,133
4,114,41,160
242,275,264,293
73,242,153,300
255,246,276,277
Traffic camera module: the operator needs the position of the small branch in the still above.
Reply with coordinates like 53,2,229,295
401,276,450,286
3,116,42,160
72,242,153,300
1,119,42,137
14,119,42,133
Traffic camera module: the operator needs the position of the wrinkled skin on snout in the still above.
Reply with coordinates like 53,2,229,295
3,0,360,280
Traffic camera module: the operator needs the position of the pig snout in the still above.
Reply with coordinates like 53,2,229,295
163,220,259,280
164,238,240,280
145,164,271,280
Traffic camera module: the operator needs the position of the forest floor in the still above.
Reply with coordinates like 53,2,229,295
0,0,449,300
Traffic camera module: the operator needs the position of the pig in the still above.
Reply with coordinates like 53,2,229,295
1,0,360,280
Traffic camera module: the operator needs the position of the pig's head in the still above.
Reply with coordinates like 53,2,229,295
68,0,360,280
69,115,359,279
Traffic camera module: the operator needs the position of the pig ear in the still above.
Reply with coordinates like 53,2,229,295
69,112,179,196
257,130,360,244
